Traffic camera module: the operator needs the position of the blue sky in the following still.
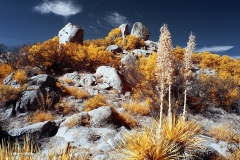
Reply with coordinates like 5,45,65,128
0,0,239,58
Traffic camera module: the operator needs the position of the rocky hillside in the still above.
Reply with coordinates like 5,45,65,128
0,22,239,160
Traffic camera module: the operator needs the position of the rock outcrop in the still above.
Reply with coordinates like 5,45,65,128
131,22,150,40
58,23,84,45
95,66,128,93
15,74,59,113
119,24,129,39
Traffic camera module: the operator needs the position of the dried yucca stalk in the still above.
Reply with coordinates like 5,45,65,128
183,32,196,121
156,24,174,129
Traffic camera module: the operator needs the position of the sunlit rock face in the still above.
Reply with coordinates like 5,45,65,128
131,22,150,41
58,23,84,45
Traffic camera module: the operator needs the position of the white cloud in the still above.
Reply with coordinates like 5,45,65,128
195,46,234,53
230,55,240,59
34,0,82,17
103,12,128,27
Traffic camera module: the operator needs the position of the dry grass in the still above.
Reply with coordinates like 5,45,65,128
13,69,28,84
0,136,95,160
118,120,181,160
209,124,239,144
85,94,108,111
63,86,90,99
161,116,204,158
28,110,55,124
0,135,40,160
121,100,150,116
64,117,80,129
47,143,95,160
64,78,74,85
0,84,23,103
118,116,205,159
111,107,138,129
209,124,240,159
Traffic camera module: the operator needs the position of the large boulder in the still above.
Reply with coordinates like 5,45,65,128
120,53,137,67
131,22,150,40
95,66,129,93
8,121,59,139
58,23,84,45
119,24,129,39
15,74,59,113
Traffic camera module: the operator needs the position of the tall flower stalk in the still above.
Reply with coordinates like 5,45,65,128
183,32,196,121
156,24,174,130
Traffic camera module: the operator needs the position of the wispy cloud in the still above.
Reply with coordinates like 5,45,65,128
97,20,111,30
33,0,82,18
103,12,129,27
88,25,99,34
195,46,235,53
135,11,143,18
230,55,240,59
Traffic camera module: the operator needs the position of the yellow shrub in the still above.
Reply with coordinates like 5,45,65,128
121,100,150,116
0,84,22,103
28,36,61,72
0,63,12,80
63,86,90,99
28,110,55,124
85,94,107,111
121,35,145,50
105,28,122,45
13,69,28,84
172,46,186,62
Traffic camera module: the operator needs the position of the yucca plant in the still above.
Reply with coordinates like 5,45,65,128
162,116,204,159
118,116,205,160
156,24,174,130
182,32,196,121
118,120,182,160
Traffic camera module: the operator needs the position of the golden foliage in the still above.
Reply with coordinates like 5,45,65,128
201,74,240,109
121,35,145,50
27,36,121,73
85,94,108,111
28,36,60,72
13,69,28,84
172,46,186,62
0,63,12,80
28,110,55,124
121,100,150,116
105,28,122,45
131,53,159,104
118,117,203,159
192,52,240,83
62,86,90,99
0,84,23,103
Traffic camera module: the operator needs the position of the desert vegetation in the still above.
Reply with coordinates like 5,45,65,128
0,22,239,160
